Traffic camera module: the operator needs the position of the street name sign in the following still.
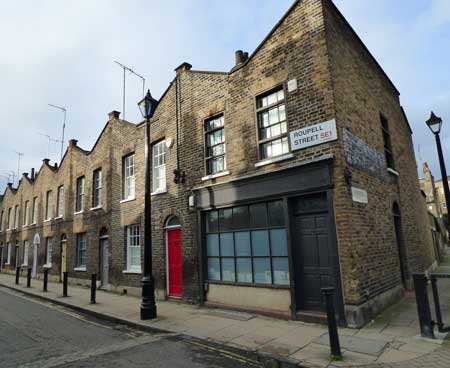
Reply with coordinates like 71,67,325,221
290,119,337,151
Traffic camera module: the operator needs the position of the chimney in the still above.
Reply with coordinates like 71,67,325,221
235,50,244,65
174,62,192,75
242,52,249,62
69,139,78,147
108,111,121,120
7,183,12,188
22,173,28,179
54,163,58,169
43,158,50,165
31,168,35,180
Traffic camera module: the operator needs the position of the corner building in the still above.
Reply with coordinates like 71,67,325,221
0,0,437,328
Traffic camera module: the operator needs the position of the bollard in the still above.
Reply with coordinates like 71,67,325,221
63,271,68,297
90,273,97,304
26,267,32,288
413,273,434,339
43,268,49,292
15,266,20,285
321,287,342,358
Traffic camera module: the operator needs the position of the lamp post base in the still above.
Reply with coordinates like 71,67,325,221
141,275,157,320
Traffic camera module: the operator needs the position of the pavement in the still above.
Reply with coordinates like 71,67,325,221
1,256,450,368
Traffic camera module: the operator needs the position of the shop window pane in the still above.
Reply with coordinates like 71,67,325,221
273,258,290,285
220,233,234,256
249,203,267,228
219,209,233,231
206,211,218,233
208,258,220,280
253,258,271,284
268,201,285,227
235,232,251,256
236,258,252,283
270,229,288,256
222,259,235,282
252,230,270,256
233,206,249,230
207,234,219,256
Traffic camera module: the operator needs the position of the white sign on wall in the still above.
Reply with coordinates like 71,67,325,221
351,187,368,204
290,119,337,151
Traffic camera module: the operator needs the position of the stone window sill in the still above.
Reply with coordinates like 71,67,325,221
90,206,102,211
73,211,84,215
120,197,136,204
254,153,294,168
44,263,52,269
21,264,29,268
55,216,63,220
151,189,167,196
123,269,142,274
44,219,52,223
201,170,231,181
74,267,86,272
387,168,399,176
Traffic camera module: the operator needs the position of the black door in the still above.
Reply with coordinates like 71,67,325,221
292,194,334,312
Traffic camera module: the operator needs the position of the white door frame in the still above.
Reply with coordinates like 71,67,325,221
32,233,40,277
164,221,181,297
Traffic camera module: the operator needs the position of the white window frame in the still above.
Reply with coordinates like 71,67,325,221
76,233,87,270
45,190,53,220
57,186,64,218
126,225,141,272
45,238,53,267
0,210,4,231
123,154,135,200
152,141,166,193
92,169,102,208
76,176,85,212
22,240,29,266
32,197,38,224
6,243,11,264
7,208,11,230
24,201,29,226
13,205,19,229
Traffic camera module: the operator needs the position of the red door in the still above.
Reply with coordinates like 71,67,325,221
167,229,183,297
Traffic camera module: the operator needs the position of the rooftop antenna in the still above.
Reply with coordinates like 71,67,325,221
48,104,67,161
114,61,145,120
37,133,62,159
13,151,24,186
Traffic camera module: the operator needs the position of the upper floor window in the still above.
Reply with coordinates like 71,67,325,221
76,176,85,212
92,169,102,208
123,154,135,200
13,205,19,229
24,201,29,226
7,208,11,229
126,225,141,272
152,141,166,193
45,190,53,220
76,233,87,269
381,114,395,170
0,210,3,231
205,115,226,175
256,88,289,160
32,197,38,224
57,185,64,217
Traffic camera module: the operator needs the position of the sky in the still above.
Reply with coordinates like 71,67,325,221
0,0,449,190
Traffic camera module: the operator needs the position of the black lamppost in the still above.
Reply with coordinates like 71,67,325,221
138,89,159,320
426,111,450,231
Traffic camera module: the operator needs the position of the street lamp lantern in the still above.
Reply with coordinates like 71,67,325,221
138,88,158,320
426,111,443,135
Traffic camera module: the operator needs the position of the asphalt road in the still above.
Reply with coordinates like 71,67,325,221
0,287,258,368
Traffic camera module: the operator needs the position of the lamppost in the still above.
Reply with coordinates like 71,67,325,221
138,89,159,320
426,111,450,233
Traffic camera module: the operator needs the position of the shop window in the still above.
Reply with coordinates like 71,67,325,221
205,200,289,286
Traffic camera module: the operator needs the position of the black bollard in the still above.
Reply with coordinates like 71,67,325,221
63,271,68,297
15,266,20,285
90,273,97,304
26,267,32,288
43,268,48,292
413,273,435,339
321,287,342,358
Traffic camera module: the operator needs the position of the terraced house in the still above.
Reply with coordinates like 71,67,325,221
0,0,438,327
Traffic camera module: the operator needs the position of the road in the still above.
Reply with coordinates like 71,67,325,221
0,287,258,368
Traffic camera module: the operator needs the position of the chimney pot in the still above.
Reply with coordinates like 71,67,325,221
108,111,121,120
54,163,58,169
235,50,244,65
243,52,249,62
69,139,78,147
7,183,12,188
174,62,192,74
22,173,28,178
43,158,50,165
31,168,35,180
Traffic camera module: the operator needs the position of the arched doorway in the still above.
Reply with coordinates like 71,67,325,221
60,234,67,281
32,233,40,278
165,216,182,298
393,203,407,287
99,228,109,288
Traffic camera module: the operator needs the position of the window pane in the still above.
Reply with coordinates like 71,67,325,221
232,206,248,230
236,258,252,283
221,259,235,282
219,209,232,231
279,104,286,121
206,211,218,233
249,203,267,228
270,229,288,256
235,232,251,256
207,258,220,280
251,230,270,256
220,233,234,256
206,234,219,256
268,201,285,227
253,258,271,284
273,258,289,285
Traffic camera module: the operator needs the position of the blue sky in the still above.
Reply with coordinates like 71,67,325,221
0,0,449,190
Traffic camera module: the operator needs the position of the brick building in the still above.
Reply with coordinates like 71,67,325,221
434,177,450,215
0,0,437,327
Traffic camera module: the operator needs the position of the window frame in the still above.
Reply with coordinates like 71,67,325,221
76,176,85,212
57,185,64,217
76,233,87,269
126,225,141,272
255,85,291,161
23,240,29,266
13,205,19,229
6,243,11,264
380,114,395,170
32,197,38,224
152,141,166,193
45,190,53,220
204,114,227,175
0,210,3,231
7,208,11,229
122,154,136,200
92,168,102,208
23,201,29,226
45,237,53,266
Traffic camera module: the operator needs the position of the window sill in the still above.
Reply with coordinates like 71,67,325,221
201,170,231,181
90,206,102,211
4,263,10,266
54,216,63,220
254,153,294,168
387,168,399,176
151,189,167,196
44,219,52,223
44,263,52,269
21,264,29,268
206,280,290,290
123,269,142,274
30,223,37,227
120,197,136,204
73,211,84,215
74,267,86,272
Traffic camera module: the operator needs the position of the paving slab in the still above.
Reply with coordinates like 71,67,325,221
315,333,387,356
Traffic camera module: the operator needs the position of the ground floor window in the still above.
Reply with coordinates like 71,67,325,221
205,200,289,286
126,225,141,272
76,233,87,269
23,240,29,266
6,243,11,264
45,237,53,266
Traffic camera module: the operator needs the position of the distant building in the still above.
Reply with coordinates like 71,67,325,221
434,177,450,215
